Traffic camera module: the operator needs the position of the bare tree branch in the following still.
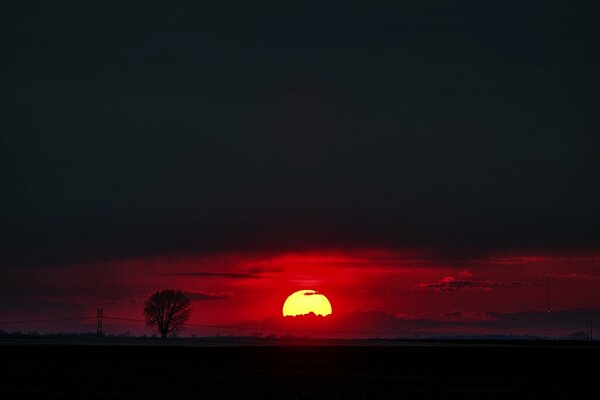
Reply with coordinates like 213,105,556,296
143,289,192,338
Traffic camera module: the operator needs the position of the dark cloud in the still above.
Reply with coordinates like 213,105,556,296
441,310,484,320
246,265,285,275
550,273,600,280
416,277,482,291
188,291,233,301
303,291,322,296
1,0,599,267
442,310,464,318
415,276,523,292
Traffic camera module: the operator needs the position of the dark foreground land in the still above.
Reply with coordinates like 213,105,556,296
1,340,598,399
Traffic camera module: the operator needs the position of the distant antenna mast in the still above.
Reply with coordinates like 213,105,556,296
97,308,104,336
546,277,551,313
586,320,594,341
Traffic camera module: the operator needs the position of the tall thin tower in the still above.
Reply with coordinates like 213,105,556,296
586,320,594,341
546,277,551,313
97,308,104,336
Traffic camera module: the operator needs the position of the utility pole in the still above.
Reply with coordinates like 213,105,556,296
546,277,551,313
97,308,103,337
585,320,594,341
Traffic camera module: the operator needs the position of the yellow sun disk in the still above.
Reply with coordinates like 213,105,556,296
282,290,332,316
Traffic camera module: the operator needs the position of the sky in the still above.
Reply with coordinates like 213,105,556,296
1,1,600,337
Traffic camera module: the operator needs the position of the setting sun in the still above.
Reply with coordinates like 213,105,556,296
282,290,333,317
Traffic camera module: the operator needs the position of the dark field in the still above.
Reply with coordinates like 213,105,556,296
1,340,598,399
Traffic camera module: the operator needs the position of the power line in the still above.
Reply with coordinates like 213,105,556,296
0,317,94,325
103,316,145,323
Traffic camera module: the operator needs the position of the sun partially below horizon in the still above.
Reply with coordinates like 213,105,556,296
282,290,333,317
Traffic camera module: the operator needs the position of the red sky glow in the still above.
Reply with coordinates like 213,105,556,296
2,248,599,337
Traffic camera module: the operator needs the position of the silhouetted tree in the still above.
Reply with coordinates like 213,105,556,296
143,289,192,338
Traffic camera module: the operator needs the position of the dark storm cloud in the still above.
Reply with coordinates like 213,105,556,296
415,276,523,291
188,291,233,301
303,291,321,296
2,0,600,267
246,265,285,275
442,310,465,319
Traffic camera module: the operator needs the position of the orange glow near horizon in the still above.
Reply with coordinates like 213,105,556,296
282,290,333,317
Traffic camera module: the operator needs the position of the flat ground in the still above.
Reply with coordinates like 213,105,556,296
1,339,597,399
